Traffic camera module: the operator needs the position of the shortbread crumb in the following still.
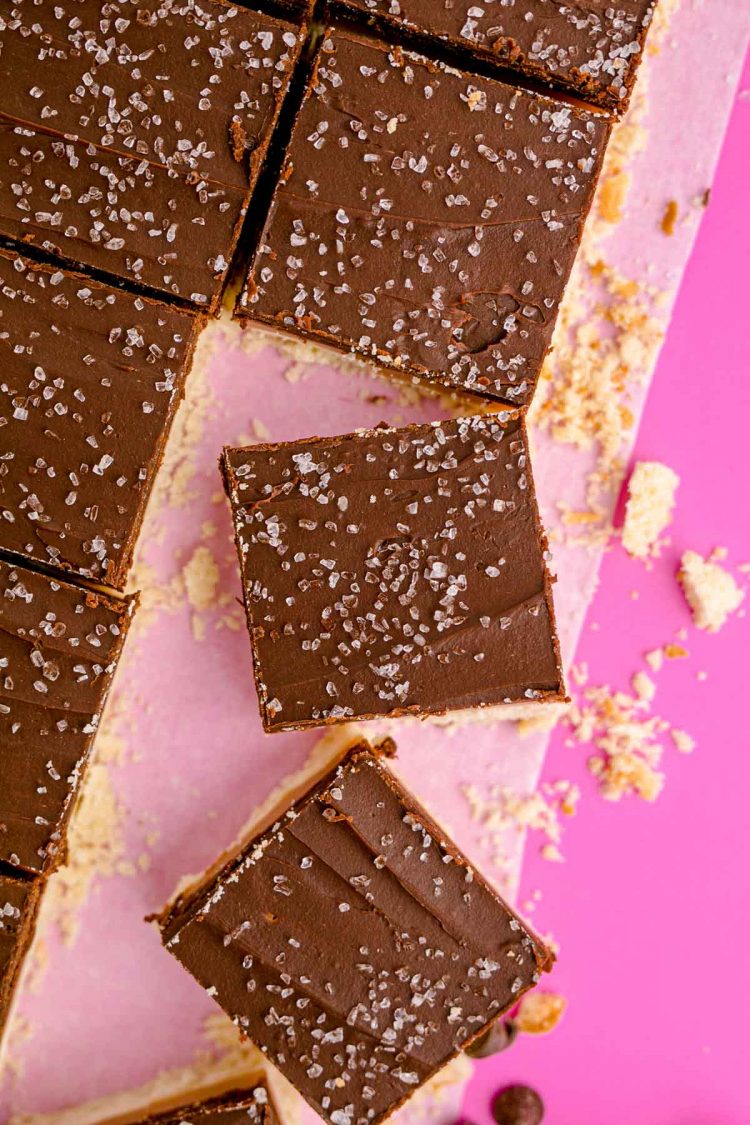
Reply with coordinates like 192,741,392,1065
183,545,220,615
678,550,745,632
622,461,679,558
515,991,567,1035
671,729,696,754
183,544,222,641
661,200,679,236
632,670,656,703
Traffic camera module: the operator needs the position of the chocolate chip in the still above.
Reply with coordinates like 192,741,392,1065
492,1084,544,1125
465,1019,518,1058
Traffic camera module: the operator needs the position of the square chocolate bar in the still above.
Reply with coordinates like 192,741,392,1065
337,0,658,112
0,0,305,311
0,873,43,1036
237,27,609,405
158,741,553,1125
0,251,201,589
130,1084,278,1124
0,558,135,876
222,412,565,732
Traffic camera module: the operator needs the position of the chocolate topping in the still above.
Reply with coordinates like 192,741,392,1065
0,559,135,876
0,251,201,588
237,27,609,405
0,873,42,1032
338,0,657,112
132,1084,277,1124
159,742,552,1125
222,412,564,732
0,0,304,309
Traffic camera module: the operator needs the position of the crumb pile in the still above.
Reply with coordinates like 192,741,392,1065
464,778,580,881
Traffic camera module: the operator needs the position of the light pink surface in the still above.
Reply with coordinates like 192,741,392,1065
0,6,748,1125
462,49,750,1125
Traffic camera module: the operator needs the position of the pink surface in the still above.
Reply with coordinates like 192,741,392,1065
0,7,748,1125
462,51,750,1125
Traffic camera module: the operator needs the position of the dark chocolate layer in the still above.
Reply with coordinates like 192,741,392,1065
270,0,315,15
133,1084,277,1124
0,251,201,588
159,743,552,1125
237,28,609,405
0,873,42,1034
0,0,304,309
0,558,135,876
222,412,565,732
337,0,657,112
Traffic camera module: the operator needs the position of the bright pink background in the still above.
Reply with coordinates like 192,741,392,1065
462,53,750,1125
0,15,746,1125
